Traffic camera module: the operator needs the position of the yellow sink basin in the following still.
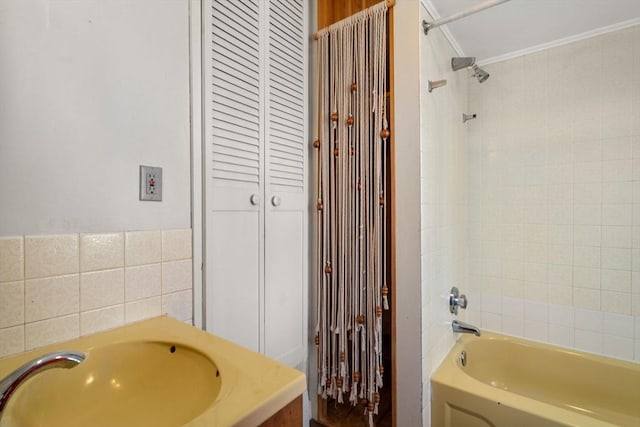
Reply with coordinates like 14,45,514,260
0,317,305,427
6,341,221,427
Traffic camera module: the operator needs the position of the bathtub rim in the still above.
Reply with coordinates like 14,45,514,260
431,331,640,427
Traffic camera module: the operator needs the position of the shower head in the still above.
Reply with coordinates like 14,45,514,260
472,64,490,83
452,56,489,83
451,57,476,71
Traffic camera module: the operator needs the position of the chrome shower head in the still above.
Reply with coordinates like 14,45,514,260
452,56,489,83
472,64,490,83
451,57,476,71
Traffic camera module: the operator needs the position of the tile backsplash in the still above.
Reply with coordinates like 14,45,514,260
0,229,192,358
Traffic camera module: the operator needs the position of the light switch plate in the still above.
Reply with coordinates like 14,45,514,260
140,165,162,201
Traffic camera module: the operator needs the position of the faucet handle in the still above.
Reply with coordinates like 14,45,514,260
449,286,468,315
457,293,467,310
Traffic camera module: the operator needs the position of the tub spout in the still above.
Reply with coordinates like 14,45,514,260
0,351,85,418
452,320,481,336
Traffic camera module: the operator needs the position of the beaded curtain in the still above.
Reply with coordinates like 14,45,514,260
314,2,389,425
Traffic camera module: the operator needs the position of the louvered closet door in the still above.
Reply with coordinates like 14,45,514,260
204,0,264,352
204,0,307,366
263,0,307,367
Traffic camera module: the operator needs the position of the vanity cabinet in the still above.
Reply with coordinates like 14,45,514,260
260,395,303,426
203,0,307,369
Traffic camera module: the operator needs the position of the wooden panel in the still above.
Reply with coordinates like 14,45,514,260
259,395,303,427
317,0,381,28
388,7,396,427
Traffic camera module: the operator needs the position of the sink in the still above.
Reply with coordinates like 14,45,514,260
0,317,305,426
4,341,221,427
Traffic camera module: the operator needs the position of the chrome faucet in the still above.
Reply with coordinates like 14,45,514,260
452,319,481,336
0,350,85,416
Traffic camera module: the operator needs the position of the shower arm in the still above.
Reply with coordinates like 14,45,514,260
423,0,512,35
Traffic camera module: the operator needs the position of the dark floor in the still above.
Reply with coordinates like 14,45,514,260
317,384,392,427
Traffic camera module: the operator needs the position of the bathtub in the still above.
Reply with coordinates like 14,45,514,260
431,332,640,427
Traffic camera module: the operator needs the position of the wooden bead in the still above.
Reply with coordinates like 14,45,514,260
325,265,332,274
350,147,355,155
313,139,320,148
379,196,385,206
331,112,339,122
353,372,361,382
374,393,380,404
326,378,332,387
336,378,343,388
334,147,339,157
379,365,384,375
356,315,365,324
376,306,382,317
380,128,390,139
382,285,389,295
346,115,354,126
351,82,357,92
360,398,368,406
314,334,319,345
317,202,323,211
340,351,345,362
357,181,362,191
367,402,375,412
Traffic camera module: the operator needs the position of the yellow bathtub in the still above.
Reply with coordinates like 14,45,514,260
431,332,640,427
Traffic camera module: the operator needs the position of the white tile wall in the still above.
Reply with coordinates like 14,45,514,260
0,228,193,357
0,326,24,358
0,281,24,328
25,235,79,279
80,233,124,272
0,237,24,282
125,264,162,301
80,268,125,311
419,6,469,425
125,296,162,324
125,231,162,267
25,274,79,322
467,26,640,362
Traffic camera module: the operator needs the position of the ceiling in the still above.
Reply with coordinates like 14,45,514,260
423,0,640,64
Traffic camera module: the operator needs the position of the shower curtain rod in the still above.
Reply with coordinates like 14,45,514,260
312,0,395,40
422,0,512,35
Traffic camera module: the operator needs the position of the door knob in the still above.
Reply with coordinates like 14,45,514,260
250,194,260,206
271,196,281,207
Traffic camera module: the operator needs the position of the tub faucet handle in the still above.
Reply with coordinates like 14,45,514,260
449,286,468,315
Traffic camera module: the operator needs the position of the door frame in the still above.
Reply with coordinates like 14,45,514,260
189,0,204,329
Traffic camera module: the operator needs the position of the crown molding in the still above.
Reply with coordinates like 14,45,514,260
478,17,640,66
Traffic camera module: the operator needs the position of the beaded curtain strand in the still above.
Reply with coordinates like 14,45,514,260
314,2,389,425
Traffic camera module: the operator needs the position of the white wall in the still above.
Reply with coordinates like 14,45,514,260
419,4,469,425
0,0,191,236
466,26,640,363
393,0,425,425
